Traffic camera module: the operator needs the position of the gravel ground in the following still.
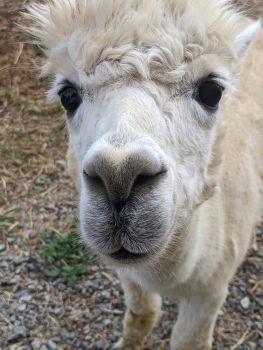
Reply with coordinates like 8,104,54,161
0,1,262,350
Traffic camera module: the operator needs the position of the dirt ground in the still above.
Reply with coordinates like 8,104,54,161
0,1,262,350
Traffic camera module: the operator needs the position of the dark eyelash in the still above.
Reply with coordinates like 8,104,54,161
196,74,225,89
58,80,77,95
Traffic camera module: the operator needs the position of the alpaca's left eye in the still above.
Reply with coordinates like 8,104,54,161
59,86,82,112
197,80,224,110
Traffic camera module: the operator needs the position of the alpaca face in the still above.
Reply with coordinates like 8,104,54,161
50,52,232,265
30,0,260,266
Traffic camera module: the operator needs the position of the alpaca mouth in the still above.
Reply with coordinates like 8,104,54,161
109,247,148,261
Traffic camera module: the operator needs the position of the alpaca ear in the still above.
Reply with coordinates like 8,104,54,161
235,20,262,58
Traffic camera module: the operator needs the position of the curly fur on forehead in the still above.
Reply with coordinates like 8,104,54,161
25,0,241,76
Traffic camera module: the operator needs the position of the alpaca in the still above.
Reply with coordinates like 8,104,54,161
25,1,263,349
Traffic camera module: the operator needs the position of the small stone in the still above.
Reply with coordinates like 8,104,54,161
29,230,37,238
0,244,6,252
10,345,24,350
0,254,15,261
47,339,56,350
108,334,118,342
27,284,37,291
12,283,21,293
255,297,263,307
18,304,27,312
31,338,42,349
248,341,256,349
20,294,32,302
82,341,89,350
57,283,66,291
85,281,93,288
66,331,76,340
40,345,48,350
103,319,112,327
100,291,111,299
8,325,27,343
246,320,253,327
254,321,263,330
61,330,75,341
240,296,250,309
95,340,106,350
48,307,60,315
91,266,98,272
55,160,65,166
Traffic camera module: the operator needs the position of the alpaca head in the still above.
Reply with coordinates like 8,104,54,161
26,0,260,266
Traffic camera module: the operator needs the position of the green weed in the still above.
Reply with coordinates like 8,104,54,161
14,152,28,163
40,227,93,286
0,215,16,223
34,176,49,187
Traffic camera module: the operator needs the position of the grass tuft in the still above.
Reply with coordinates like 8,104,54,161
40,225,93,286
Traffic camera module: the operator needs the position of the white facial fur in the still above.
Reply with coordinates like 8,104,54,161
26,0,261,266
49,54,232,262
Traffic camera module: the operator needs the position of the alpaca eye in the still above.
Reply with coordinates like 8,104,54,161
198,80,223,110
59,86,82,112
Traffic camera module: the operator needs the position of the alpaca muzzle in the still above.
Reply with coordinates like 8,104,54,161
79,141,170,260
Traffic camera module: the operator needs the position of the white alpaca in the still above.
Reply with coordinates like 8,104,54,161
25,1,263,349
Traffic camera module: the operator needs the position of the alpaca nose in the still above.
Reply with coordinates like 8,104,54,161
83,145,166,212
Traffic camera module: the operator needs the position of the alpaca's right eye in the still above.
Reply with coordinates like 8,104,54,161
59,86,82,112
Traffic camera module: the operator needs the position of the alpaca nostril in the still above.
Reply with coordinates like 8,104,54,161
133,168,167,188
82,147,167,207
83,169,127,213
83,170,104,186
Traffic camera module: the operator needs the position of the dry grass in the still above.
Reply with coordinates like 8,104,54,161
0,0,75,237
